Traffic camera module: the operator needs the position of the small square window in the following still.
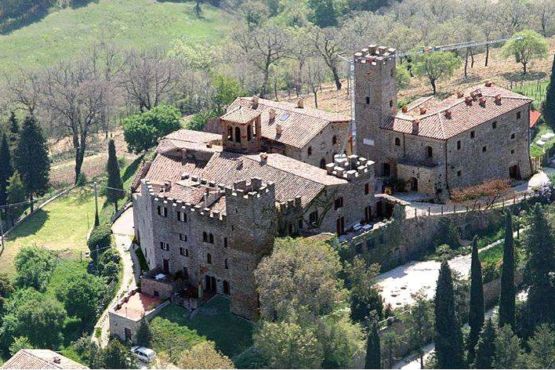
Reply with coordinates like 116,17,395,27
482,146,487,152
470,131,475,139
511,133,516,139
492,121,497,129
457,170,462,177
179,233,187,242
511,149,515,154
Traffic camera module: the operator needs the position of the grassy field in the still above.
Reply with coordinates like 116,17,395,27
0,0,237,74
152,296,253,360
1,187,102,277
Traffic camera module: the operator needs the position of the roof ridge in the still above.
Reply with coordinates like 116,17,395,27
238,97,349,122
242,154,327,187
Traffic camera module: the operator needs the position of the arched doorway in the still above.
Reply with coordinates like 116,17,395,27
410,177,418,192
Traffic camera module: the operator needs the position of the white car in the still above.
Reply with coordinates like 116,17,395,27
131,346,156,363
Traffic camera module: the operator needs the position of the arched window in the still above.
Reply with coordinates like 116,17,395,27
394,137,401,146
426,146,433,158
247,124,252,141
307,146,312,157
320,158,326,169
209,233,214,244
207,253,212,264
225,259,229,269
203,232,208,242
227,126,233,140
234,127,241,143
332,136,337,145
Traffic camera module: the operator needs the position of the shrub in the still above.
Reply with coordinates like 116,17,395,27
88,224,112,252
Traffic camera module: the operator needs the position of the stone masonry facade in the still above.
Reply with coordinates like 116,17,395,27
354,45,533,196
132,98,376,319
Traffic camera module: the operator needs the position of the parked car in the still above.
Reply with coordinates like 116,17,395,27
131,346,156,363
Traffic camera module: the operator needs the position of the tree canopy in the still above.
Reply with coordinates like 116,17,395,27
14,246,56,291
502,29,548,74
414,51,461,95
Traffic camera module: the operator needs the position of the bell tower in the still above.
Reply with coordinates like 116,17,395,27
354,45,398,163
220,97,262,154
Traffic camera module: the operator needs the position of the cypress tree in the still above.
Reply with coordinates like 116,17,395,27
135,319,153,348
467,237,484,365
7,112,19,148
434,260,465,369
524,204,555,332
544,55,555,129
14,116,50,212
474,319,496,369
365,313,381,369
499,211,516,329
106,140,124,212
0,133,13,207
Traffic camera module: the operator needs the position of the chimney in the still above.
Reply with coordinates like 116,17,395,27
465,96,473,106
419,107,427,115
268,108,276,123
326,163,334,175
276,124,283,136
495,94,502,104
260,152,268,164
479,97,487,107
252,96,259,109
457,91,464,98
53,357,61,365
412,119,420,134
485,80,493,87
401,106,408,113
444,109,452,119
297,98,304,109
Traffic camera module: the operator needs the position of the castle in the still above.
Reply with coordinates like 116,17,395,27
354,45,533,196
132,98,376,319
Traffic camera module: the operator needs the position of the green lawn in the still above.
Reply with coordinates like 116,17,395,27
0,0,238,74
530,122,555,159
1,187,102,277
152,296,253,360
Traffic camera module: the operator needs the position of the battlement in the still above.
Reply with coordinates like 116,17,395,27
277,196,302,215
224,178,275,200
326,154,373,181
354,45,396,64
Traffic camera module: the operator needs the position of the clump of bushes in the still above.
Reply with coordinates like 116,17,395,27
88,224,112,262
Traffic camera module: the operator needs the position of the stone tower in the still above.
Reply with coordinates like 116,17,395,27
354,45,398,172
220,97,262,154
225,178,276,319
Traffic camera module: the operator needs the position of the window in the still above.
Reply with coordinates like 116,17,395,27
457,170,462,177
511,133,516,139
336,216,345,235
365,96,370,105
492,121,497,129
179,247,189,257
160,242,169,251
391,68,395,77
307,146,312,157
511,149,515,154
298,219,303,229
247,124,252,141
209,233,214,244
207,253,212,264
482,146,487,152
179,233,187,242
394,137,401,146
320,158,326,169
426,146,433,158
470,131,475,139
225,259,229,269
224,237,228,248
227,126,232,140
157,206,167,217
334,197,344,210
309,211,318,225
389,100,393,108
332,136,337,145
364,183,370,195
177,211,187,222
516,111,521,119
203,232,208,243
234,127,241,143
457,140,461,150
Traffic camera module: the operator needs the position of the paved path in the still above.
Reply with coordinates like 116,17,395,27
92,207,139,347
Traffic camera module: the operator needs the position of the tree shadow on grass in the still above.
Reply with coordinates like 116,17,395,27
502,71,547,82
7,209,49,240
122,155,144,184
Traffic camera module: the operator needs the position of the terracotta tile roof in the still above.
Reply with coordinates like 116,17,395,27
112,291,162,321
143,150,347,208
221,106,261,124
384,84,532,140
530,110,541,128
157,129,221,154
1,349,88,369
227,97,350,148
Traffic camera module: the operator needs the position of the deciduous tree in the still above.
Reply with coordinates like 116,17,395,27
502,29,548,74
14,246,56,291
406,292,433,369
55,273,104,323
178,341,234,369
414,51,461,95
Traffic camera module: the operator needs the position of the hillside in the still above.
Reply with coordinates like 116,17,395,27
0,0,238,74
